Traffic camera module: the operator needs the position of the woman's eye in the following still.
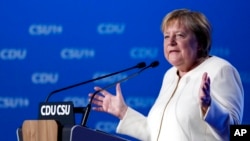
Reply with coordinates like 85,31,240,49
164,35,169,39
177,33,185,38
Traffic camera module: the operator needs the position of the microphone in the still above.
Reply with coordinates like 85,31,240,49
81,61,159,126
45,62,146,102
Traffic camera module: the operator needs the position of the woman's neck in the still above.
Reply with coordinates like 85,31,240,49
177,56,209,77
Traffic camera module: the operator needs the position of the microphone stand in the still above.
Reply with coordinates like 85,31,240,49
45,62,146,102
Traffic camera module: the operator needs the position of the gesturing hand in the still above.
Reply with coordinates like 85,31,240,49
88,83,128,119
199,72,211,115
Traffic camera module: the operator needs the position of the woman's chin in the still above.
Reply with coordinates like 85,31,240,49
168,58,181,65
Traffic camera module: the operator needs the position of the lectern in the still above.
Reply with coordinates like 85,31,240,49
17,119,129,141
17,120,58,141
17,101,129,141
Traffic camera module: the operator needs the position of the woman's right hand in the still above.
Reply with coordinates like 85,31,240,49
88,83,128,119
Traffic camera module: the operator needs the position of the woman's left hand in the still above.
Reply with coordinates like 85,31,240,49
199,72,211,115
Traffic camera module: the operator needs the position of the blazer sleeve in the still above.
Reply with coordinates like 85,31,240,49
116,107,150,141
204,65,244,139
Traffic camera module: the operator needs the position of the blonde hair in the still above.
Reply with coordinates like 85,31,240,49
161,9,212,57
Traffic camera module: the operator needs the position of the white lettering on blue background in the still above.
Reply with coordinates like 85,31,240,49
31,72,59,84
130,47,158,59
40,104,71,116
97,23,125,34
29,24,63,35
0,49,27,60
0,97,29,108
61,48,95,59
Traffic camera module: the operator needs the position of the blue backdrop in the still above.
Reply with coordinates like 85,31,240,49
1,0,250,141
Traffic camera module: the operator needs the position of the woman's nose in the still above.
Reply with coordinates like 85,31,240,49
168,36,177,46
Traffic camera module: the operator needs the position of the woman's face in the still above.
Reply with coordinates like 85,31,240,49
163,20,200,72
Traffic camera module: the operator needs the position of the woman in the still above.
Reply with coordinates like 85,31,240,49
89,9,244,141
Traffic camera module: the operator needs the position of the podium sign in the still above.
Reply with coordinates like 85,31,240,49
38,102,75,126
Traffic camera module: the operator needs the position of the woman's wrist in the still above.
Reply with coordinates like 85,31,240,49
118,106,128,120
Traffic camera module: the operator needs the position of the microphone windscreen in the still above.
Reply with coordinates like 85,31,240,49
137,62,146,68
150,61,159,68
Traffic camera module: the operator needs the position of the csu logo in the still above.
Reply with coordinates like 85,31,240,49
40,104,71,116
97,23,125,34
32,72,59,84
0,97,29,108
0,49,27,60
130,47,158,59
29,24,63,36
61,48,95,59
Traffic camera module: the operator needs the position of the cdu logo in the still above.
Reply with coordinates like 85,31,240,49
0,49,27,60
40,104,71,116
31,72,59,84
130,47,158,59
39,102,75,126
97,23,125,34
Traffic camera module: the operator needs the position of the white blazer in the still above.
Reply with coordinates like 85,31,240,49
116,56,244,141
